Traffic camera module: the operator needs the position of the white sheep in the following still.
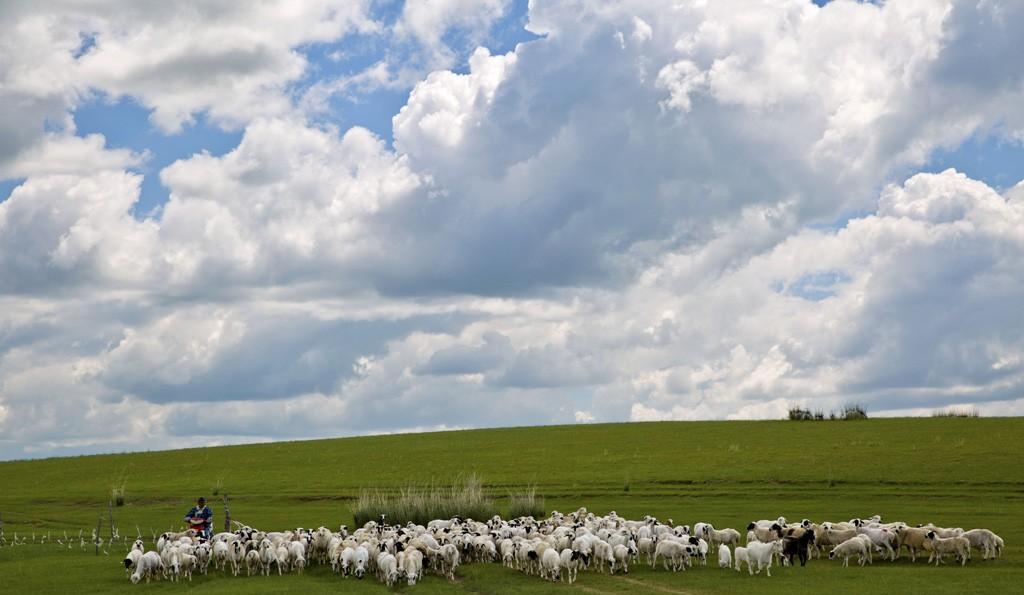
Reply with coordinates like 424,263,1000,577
714,543,730,569
924,531,970,566
244,549,262,576
559,549,582,583
354,545,370,579
962,529,1001,560
131,551,164,584
541,547,561,581
378,552,399,586
211,540,229,571
734,546,749,572
653,539,691,571
857,525,897,560
829,537,869,567
745,540,783,576
612,543,632,573
402,548,423,585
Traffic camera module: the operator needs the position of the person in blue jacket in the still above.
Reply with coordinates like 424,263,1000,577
183,496,213,539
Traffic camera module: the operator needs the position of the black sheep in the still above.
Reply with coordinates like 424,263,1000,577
783,529,816,567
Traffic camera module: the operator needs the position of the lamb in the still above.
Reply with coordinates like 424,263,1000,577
612,543,632,574
340,546,356,576
653,539,691,572
857,525,897,561
924,531,970,566
130,551,164,584
378,553,399,586
211,540,229,571
228,541,246,576
259,539,279,576
354,545,370,579
746,521,784,543
123,549,143,578
745,540,784,577
783,529,815,567
244,549,262,576
179,553,197,581
734,546,749,572
402,548,424,585
559,549,583,584
829,536,869,567
431,543,460,580
706,526,741,549
894,527,930,562
962,529,1001,560
541,547,561,581
718,544,732,569
275,544,291,573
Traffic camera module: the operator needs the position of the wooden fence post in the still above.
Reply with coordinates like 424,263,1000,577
223,493,231,532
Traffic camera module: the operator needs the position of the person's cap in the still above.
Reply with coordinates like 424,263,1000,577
197,496,206,503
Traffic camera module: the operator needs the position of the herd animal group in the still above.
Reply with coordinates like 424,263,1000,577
122,508,1005,585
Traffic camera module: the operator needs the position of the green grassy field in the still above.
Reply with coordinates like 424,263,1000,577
1,418,1021,593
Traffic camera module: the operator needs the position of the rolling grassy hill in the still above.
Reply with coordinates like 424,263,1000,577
0,418,1021,593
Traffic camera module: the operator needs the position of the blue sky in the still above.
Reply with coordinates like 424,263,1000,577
2,0,1024,460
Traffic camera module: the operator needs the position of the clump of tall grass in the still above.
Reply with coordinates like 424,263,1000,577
841,403,868,420
508,486,545,519
787,403,867,421
111,485,126,507
932,407,980,418
352,475,499,527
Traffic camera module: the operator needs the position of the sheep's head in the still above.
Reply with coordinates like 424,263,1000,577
801,519,812,529
828,550,837,560
926,531,937,540
746,522,756,531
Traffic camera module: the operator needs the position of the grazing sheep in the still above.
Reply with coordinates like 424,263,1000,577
924,531,970,566
746,540,784,577
123,549,143,578
734,546,749,572
783,528,815,567
131,551,164,584
829,537,869,567
718,544,732,569
378,553,399,586
962,529,1001,560
211,540,229,571
707,526,741,549
244,549,262,576
403,549,424,585
857,526,897,561
894,527,931,562
747,522,784,544
612,543,631,574
653,539,691,572
541,547,561,581
354,545,370,579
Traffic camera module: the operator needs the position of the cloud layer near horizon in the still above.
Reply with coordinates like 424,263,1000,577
2,0,1024,459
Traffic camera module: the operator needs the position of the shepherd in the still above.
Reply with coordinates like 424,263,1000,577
183,496,213,540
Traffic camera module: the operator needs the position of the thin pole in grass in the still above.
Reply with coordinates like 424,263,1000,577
95,513,102,556
108,499,115,542
223,493,231,533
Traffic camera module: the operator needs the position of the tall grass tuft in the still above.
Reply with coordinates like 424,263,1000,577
932,407,980,418
507,486,545,519
841,403,868,420
351,475,499,527
788,403,868,421
111,485,126,507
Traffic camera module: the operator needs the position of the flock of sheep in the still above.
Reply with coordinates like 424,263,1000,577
123,508,1005,585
